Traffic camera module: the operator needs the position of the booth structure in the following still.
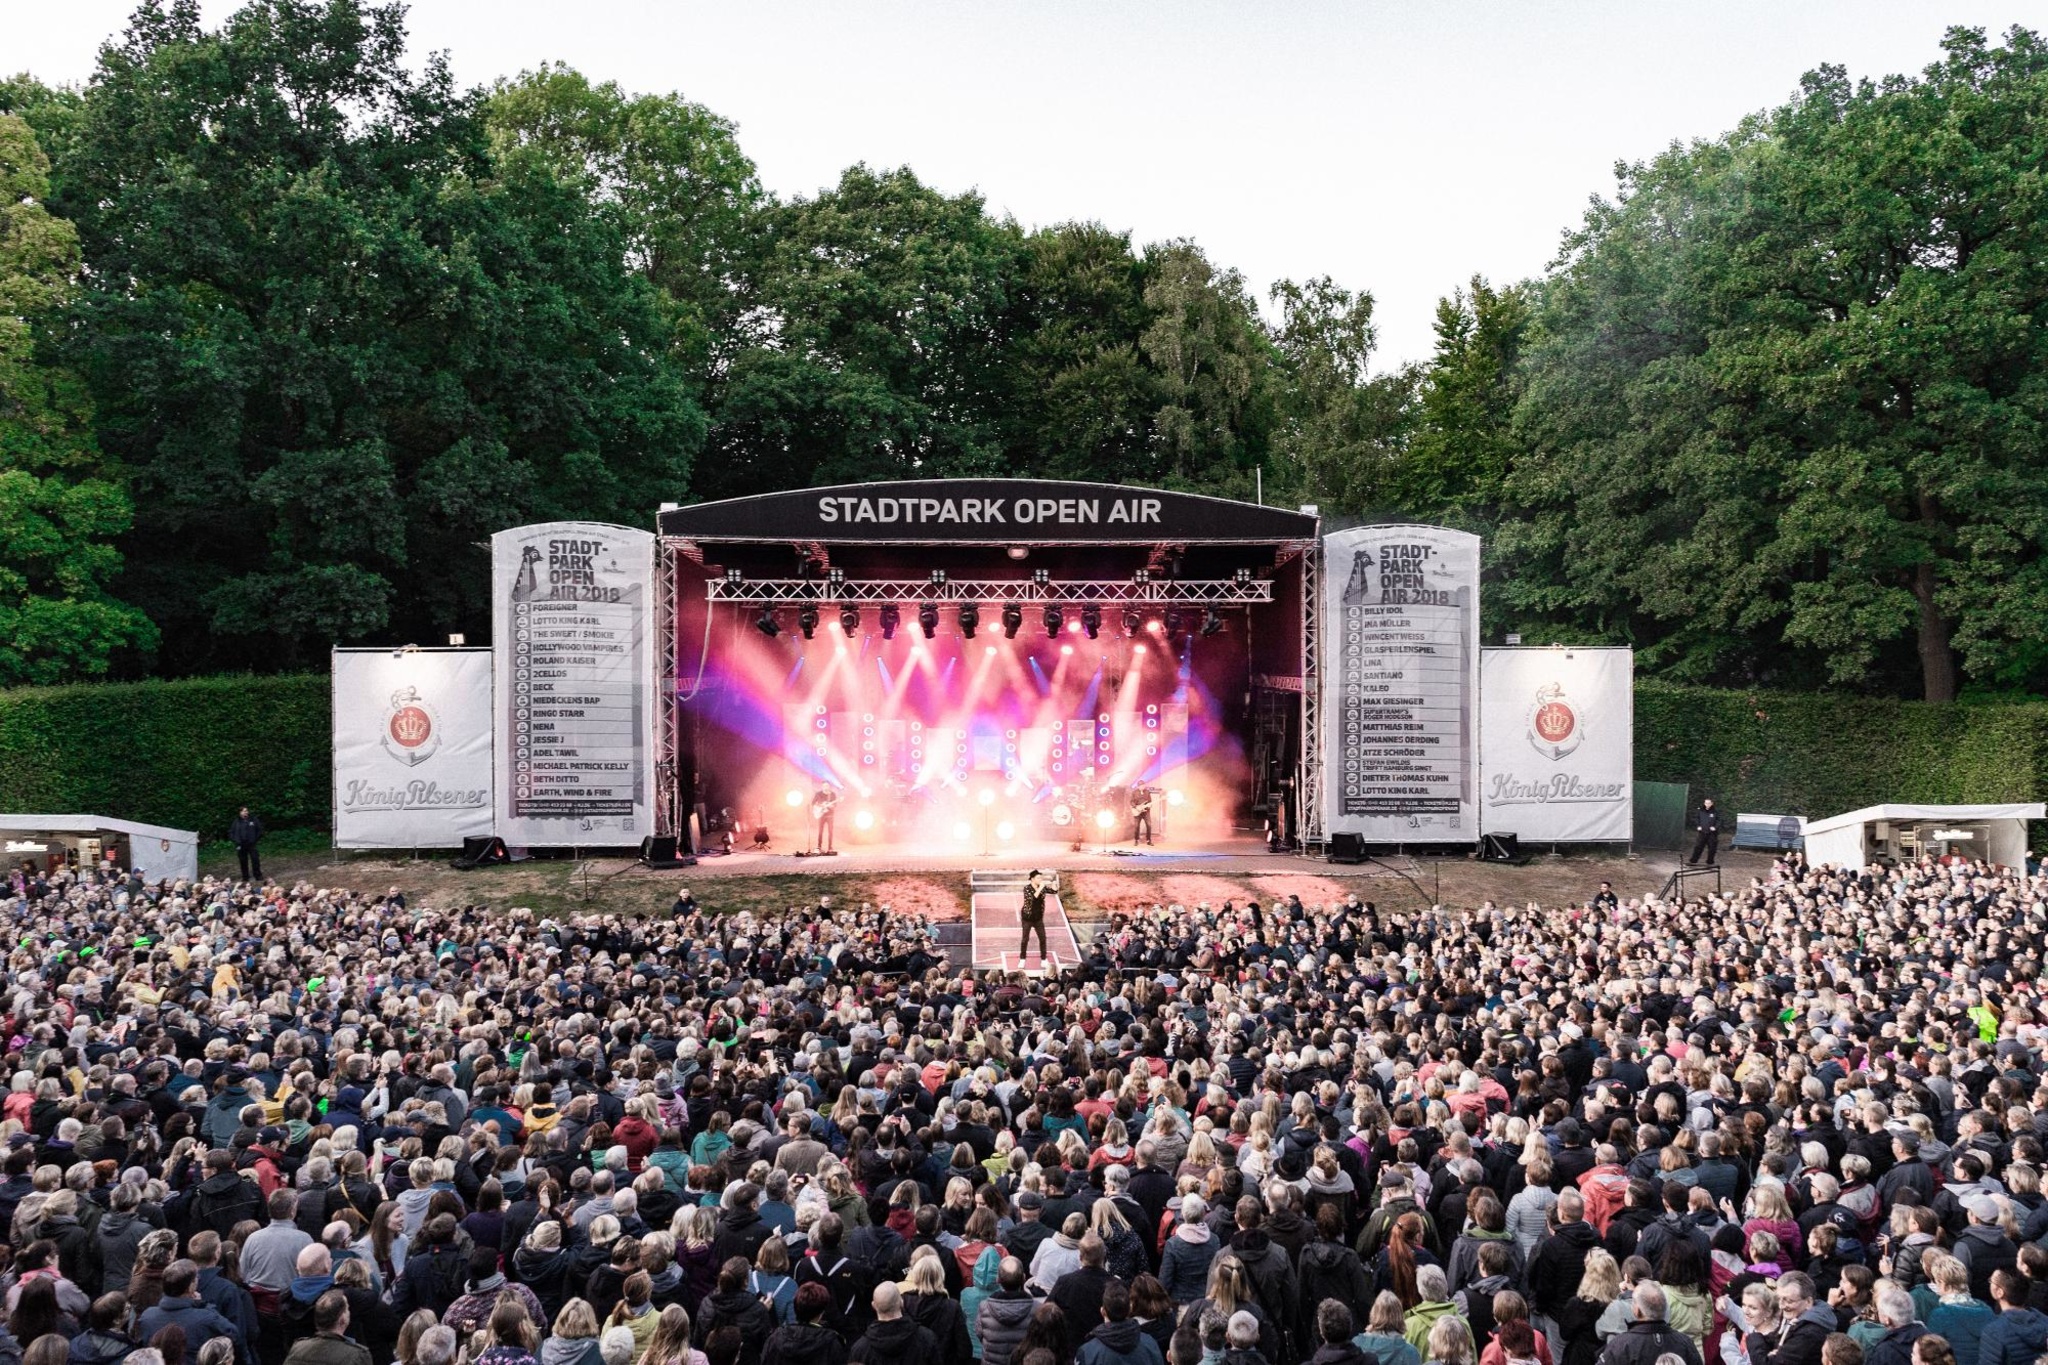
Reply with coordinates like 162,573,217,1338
1799,803,2044,871
0,814,200,884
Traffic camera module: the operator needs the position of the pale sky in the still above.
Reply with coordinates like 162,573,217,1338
6,1,2034,365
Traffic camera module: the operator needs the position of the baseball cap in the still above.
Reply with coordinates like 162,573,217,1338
1015,1190,1045,1210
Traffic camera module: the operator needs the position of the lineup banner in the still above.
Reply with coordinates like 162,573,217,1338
332,648,494,848
1479,646,1633,842
492,522,655,846
1322,525,1481,841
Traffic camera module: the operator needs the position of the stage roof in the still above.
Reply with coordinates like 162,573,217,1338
657,479,1319,546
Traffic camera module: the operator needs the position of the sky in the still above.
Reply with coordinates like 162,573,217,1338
6,1,2035,366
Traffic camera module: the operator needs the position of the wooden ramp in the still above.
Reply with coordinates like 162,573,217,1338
969,869,1080,973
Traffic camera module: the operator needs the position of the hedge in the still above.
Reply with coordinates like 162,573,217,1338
2,673,2043,843
1634,680,2048,816
0,674,330,839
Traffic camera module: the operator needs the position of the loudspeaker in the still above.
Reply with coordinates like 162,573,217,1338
1327,833,1366,865
640,835,695,870
452,836,509,869
1480,832,1520,862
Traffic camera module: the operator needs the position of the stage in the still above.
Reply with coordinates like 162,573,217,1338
657,830,1293,876
655,479,1323,867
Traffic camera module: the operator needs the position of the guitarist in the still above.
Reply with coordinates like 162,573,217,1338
1129,785,1154,846
811,783,838,853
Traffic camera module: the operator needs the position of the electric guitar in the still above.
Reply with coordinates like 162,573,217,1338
811,789,839,821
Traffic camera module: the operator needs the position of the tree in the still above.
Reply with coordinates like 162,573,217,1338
1268,274,1417,516
1498,26,2048,699
703,164,1026,498
49,0,699,671
996,221,1160,482
1403,276,1528,523
0,113,155,684
483,64,764,374
1139,241,1275,498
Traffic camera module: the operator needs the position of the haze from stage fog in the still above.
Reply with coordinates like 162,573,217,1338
8,0,2028,366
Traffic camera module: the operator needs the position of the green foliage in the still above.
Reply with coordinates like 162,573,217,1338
48,0,700,672
1268,274,1417,514
0,113,155,684
0,673,330,836
1635,680,2048,817
1496,26,2048,701
483,64,765,373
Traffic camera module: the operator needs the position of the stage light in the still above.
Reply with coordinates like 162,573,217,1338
1051,804,1073,826
930,569,948,586
724,567,743,585
1133,568,1151,584
1007,546,1029,561
1061,645,1073,656
1043,605,1063,634
1096,808,1116,830
755,610,780,637
1033,568,1050,585
1135,645,1147,655
1081,604,1101,639
996,820,1015,842
959,603,980,638
1165,608,1184,636
853,809,875,831
785,789,805,807
1001,603,1022,639
1168,789,1185,806
1234,567,1254,585
978,789,996,807
1123,609,1141,636
1201,608,1224,636
797,605,818,639
879,604,900,639
839,605,860,636
918,603,939,639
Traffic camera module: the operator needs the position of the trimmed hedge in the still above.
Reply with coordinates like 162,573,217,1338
1634,680,2048,816
2,674,2042,843
0,674,329,839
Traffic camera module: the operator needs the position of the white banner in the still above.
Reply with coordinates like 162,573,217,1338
1479,646,1633,842
1322,525,1480,841
493,522,655,846
332,649,495,848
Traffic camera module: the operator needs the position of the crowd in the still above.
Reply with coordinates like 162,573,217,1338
0,848,2043,1365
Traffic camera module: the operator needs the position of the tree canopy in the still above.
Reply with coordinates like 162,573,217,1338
2,4,2043,700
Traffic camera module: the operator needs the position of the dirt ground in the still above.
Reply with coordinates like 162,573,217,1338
209,839,1775,923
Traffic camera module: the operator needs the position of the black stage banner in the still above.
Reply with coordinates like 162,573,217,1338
657,479,1320,544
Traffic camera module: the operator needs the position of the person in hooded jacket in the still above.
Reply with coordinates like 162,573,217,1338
94,1186,152,1300
511,1219,574,1324
695,1257,774,1365
976,1257,1040,1365
1300,1204,1374,1350
847,1283,938,1365
898,1252,969,1364
67,1292,141,1365
1749,1274,1835,1365
1529,1195,1603,1328
1309,1300,1379,1365
1077,1280,1165,1365
1159,1194,1218,1307
762,1283,847,1365
1952,1199,2019,1305
1977,1270,2048,1365
715,1186,774,1270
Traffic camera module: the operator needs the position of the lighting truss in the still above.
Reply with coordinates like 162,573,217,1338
706,577,1273,604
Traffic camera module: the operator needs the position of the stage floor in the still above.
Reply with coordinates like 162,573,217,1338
668,831,1300,876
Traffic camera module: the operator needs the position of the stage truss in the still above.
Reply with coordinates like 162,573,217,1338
705,577,1275,605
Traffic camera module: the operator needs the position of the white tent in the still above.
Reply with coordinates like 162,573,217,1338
1800,803,2043,872
0,814,199,884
